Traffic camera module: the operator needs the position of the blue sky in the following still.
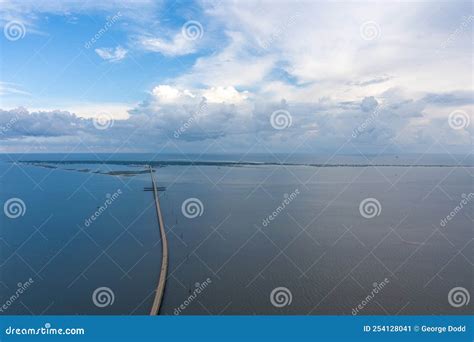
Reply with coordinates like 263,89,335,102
1,1,204,108
0,0,472,153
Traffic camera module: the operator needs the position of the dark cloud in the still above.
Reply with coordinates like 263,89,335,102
360,96,378,112
421,91,474,106
351,76,393,87
0,107,87,139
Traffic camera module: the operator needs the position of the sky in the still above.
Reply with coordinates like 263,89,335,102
0,0,472,154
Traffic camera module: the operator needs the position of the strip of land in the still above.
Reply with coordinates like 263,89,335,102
19,160,474,168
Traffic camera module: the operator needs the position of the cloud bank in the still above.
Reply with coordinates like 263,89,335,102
1,85,472,154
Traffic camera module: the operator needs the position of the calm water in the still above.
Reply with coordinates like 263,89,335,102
0,154,472,315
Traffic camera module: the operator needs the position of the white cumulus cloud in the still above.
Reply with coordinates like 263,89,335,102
95,46,128,62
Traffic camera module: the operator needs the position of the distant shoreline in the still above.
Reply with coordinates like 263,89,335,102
16,160,474,168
